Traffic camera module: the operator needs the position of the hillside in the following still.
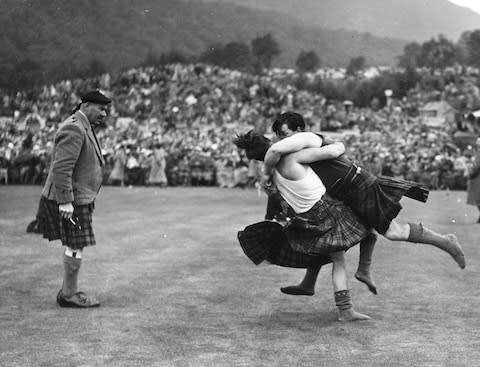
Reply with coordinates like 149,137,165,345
0,0,407,86
200,0,480,41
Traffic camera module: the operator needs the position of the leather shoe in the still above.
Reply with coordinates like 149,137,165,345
56,289,100,308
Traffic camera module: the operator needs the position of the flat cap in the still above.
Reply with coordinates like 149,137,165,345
80,90,111,105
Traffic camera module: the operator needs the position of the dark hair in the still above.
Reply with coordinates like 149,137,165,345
272,111,306,135
233,130,271,161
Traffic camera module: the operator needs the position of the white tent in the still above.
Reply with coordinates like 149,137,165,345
419,101,455,127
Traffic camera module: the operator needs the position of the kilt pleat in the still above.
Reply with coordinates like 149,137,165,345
283,198,368,256
37,196,96,249
237,221,332,268
237,194,368,267
331,169,429,234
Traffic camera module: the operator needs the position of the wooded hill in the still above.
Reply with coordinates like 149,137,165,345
0,0,407,88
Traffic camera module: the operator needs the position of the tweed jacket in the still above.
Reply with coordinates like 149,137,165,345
41,111,105,205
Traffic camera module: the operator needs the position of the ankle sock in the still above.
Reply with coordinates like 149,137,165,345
334,290,352,311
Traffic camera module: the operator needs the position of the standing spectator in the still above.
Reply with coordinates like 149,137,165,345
108,144,127,186
13,134,38,184
37,90,111,307
452,150,468,189
147,143,168,186
0,147,10,184
176,155,191,186
125,147,144,186
466,137,480,223
215,156,234,188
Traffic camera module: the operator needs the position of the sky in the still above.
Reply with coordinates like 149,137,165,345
448,0,480,14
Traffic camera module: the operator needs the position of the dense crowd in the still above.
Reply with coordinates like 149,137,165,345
1,63,480,190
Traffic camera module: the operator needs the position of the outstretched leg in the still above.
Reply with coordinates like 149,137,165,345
281,265,321,296
355,232,377,295
330,251,370,322
384,220,466,269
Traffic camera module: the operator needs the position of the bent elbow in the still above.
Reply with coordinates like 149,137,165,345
266,148,282,160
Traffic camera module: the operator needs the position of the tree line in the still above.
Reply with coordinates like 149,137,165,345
3,30,480,98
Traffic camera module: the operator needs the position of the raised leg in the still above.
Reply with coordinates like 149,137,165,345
384,220,465,269
355,232,378,295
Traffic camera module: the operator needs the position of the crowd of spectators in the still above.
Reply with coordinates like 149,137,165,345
1,62,480,190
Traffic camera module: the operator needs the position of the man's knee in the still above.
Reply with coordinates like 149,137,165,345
65,247,83,259
329,251,345,263
384,220,408,240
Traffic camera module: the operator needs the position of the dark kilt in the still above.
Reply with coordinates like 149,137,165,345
282,197,368,255
237,221,332,268
37,196,96,249
330,166,429,234
237,194,368,268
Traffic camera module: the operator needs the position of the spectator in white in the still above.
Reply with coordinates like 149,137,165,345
108,144,127,186
147,143,168,187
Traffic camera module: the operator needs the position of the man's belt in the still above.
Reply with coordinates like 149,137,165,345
343,163,362,186
329,163,362,197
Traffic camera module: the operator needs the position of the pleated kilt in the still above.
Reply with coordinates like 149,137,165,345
237,221,332,268
37,196,96,249
330,165,429,234
282,196,368,256
237,195,368,267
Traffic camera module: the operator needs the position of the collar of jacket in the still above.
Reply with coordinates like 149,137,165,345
74,110,105,166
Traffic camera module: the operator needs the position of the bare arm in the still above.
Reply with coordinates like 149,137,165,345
264,132,323,175
289,143,346,164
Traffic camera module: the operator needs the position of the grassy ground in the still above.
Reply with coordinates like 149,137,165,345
0,186,479,367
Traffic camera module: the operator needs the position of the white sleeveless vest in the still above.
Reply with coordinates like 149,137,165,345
273,166,326,213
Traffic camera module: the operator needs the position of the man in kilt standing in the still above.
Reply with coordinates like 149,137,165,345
38,90,111,308
261,111,465,297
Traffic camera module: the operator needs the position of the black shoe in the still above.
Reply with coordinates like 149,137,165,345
56,289,100,308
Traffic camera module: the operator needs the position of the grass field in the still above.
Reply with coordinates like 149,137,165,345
1,186,479,367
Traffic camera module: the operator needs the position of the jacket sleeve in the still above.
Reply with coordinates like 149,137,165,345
52,123,84,204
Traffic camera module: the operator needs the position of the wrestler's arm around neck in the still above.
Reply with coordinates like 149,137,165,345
264,132,344,175
277,145,346,180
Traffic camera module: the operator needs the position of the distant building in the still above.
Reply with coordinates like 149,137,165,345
418,101,455,127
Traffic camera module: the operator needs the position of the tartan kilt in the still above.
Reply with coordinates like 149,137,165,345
267,241,332,269
37,196,96,249
331,169,429,234
237,221,332,268
283,197,368,256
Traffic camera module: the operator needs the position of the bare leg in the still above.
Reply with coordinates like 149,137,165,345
281,265,321,296
283,232,378,296
330,251,370,322
383,220,465,269
355,232,377,295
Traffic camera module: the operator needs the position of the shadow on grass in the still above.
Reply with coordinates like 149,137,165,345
247,310,337,330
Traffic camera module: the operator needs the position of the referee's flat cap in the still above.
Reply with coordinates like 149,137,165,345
80,90,111,105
